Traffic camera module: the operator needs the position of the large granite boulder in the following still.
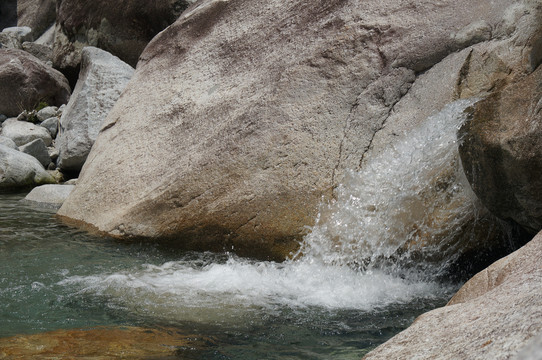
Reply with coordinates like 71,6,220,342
363,230,542,359
17,0,56,40
459,64,542,235
0,144,55,189
58,0,542,260
0,49,70,117
1,118,52,146
56,47,134,173
53,0,196,79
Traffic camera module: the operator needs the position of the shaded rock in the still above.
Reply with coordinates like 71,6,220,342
21,184,75,209
0,143,55,189
40,117,59,138
53,0,195,78
17,0,56,40
459,64,542,234
363,230,542,359
21,41,53,64
1,118,52,146
56,46,134,173
58,0,541,260
0,326,216,359
0,135,17,149
0,48,70,117
19,138,51,168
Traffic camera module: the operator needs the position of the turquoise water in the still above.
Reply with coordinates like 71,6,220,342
0,191,456,358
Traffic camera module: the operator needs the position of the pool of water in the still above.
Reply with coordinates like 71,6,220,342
0,191,457,358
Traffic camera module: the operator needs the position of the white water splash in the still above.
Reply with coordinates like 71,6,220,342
58,100,485,323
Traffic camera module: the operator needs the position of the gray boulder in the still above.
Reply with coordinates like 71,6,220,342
363,230,542,359
21,41,53,64
0,143,55,189
1,118,52,146
17,0,56,40
2,27,32,43
0,48,70,117
40,117,59,138
0,135,17,149
19,138,51,168
58,0,542,260
22,184,75,210
36,106,58,122
56,47,134,173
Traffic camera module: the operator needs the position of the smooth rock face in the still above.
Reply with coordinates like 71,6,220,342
0,49,70,117
53,0,194,75
1,118,52,146
0,144,55,189
58,0,542,260
17,0,56,40
459,65,542,234
363,231,542,359
56,47,134,173
19,138,51,168
22,184,75,209
0,326,214,359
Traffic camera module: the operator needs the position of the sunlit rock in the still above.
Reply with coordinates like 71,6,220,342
1,118,52,147
363,230,542,359
0,144,55,189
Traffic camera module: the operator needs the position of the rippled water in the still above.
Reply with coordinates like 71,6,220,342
0,192,457,358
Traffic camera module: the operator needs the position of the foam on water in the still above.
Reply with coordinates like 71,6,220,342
58,99,482,324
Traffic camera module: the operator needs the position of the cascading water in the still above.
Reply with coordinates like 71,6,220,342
0,98,510,358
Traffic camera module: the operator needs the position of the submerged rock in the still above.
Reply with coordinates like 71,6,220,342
363,230,542,359
56,46,134,173
22,184,75,209
459,65,542,235
0,144,55,189
0,49,70,117
58,0,542,260
0,326,216,359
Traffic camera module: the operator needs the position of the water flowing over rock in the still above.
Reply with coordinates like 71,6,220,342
56,47,134,173
459,65,542,235
58,0,542,260
0,49,70,117
0,144,55,189
53,0,195,78
363,230,542,359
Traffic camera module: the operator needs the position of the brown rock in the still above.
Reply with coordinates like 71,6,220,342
458,64,542,234
0,49,70,117
0,326,215,359
17,0,56,40
363,230,542,359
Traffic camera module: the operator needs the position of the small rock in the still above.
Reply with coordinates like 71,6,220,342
0,135,17,149
0,114,6,123
47,146,59,161
47,169,64,183
1,118,52,146
36,106,58,122
0,143,55,189
19,138,51,168
64,178,78,185
21,41,52,64
2,26,32,42
22,184,75,209
40,117,59,138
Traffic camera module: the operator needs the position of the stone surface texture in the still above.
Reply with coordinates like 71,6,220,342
56,46,134,173
0,144,55,188
1,118,52,146
0,49,70,117
459,64,542,235
363,230,542,359
58,0,542,260
52,0,195,75
22,184,75,209
19,138,51,168
17,0,56,40
0,135,17,149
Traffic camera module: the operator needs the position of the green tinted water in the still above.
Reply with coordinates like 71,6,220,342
0,192,456,359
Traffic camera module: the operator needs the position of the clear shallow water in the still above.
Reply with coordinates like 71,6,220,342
0,192,456,358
